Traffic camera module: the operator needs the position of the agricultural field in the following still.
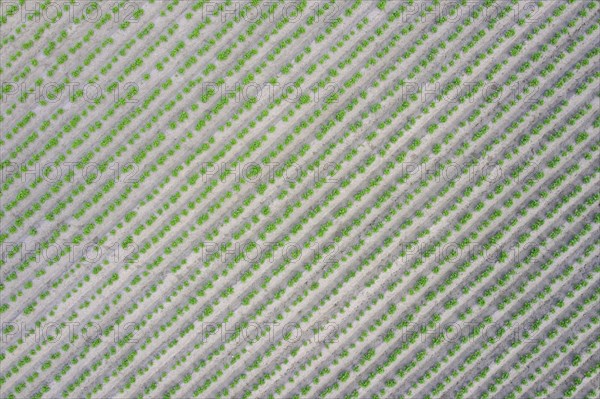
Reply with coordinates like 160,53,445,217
0,0,599,398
